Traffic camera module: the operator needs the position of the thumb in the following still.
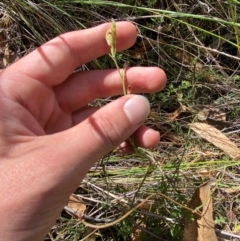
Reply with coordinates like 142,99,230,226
0,95,149,240
52,95,150,176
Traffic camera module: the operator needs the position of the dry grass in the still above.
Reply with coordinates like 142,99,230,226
1,0,240,240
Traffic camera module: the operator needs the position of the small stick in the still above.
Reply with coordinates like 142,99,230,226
80,194,156,229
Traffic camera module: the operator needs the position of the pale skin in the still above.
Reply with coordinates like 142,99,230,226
0,22,167,241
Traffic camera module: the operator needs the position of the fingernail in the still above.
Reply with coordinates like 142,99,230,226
124,95,150,125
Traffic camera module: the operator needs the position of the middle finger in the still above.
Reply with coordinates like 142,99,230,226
54,67,166,113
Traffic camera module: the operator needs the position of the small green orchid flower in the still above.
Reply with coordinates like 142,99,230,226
105,19,117,57
105,19,127,96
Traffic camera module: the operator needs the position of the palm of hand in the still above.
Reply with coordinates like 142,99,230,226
0,75,69,136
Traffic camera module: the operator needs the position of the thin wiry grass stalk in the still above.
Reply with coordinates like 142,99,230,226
2,1,240,240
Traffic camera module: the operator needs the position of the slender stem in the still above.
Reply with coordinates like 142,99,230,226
228,0,239,52
110,55,127,95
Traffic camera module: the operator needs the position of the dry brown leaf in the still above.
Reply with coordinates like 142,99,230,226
197,107,227,122
190,122,240,159
168,106,186,121
221,187,240,194
67,195,86,216
182,181,218,241
208,108,226,122
197,168,211,178
167,105,192,121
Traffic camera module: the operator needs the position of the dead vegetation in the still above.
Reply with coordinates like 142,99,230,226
1,0,240,240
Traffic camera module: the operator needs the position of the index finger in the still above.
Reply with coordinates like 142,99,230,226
6,22,137,87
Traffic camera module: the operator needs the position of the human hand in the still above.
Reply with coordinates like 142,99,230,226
0,22,166,240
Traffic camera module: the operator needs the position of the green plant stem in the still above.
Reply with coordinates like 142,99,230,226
228,0,240,51
110,56,127,96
